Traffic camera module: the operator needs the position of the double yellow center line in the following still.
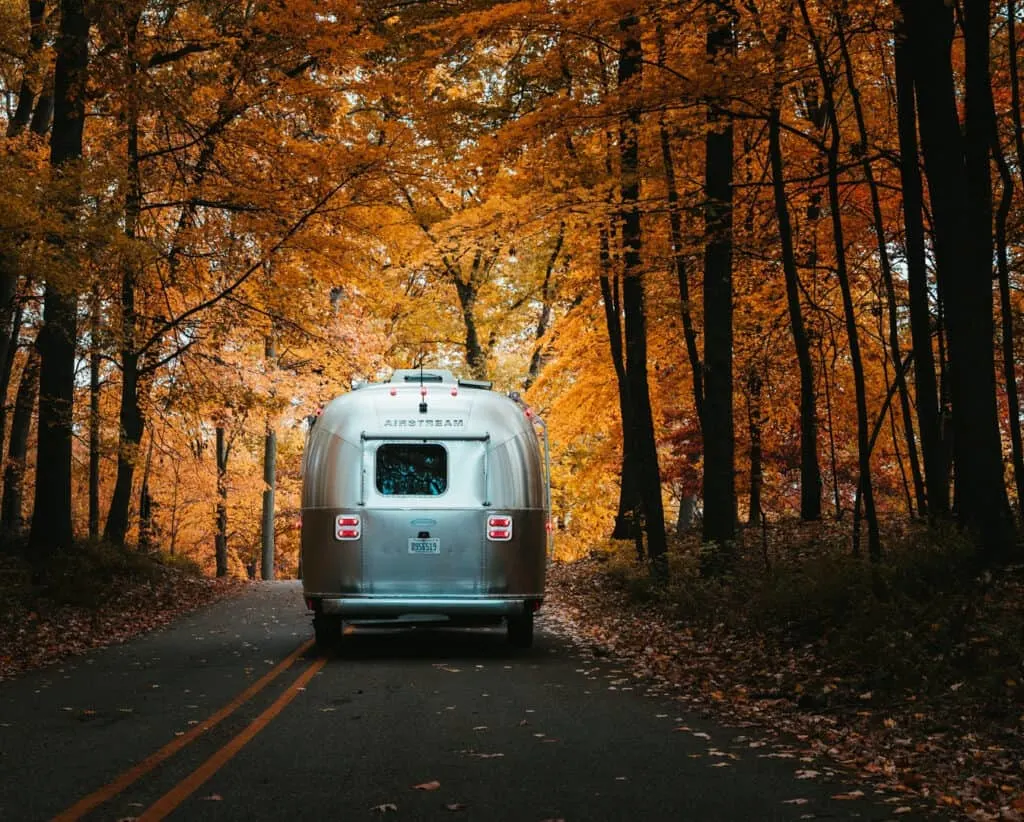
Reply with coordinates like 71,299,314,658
53,639,325,822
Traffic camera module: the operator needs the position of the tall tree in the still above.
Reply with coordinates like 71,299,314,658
617,11,668,573
798,0,880,559
765,6,821,522
261,332,277,580
700,4,737,567
1,349,39,538
835,9,925,517
900,0,1014,558
893,10,947,519
215,423,229,578
29,0,90,561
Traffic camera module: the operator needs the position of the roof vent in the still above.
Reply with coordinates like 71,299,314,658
389,368,453,384
457,378,493,390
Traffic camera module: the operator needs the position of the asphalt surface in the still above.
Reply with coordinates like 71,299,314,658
0,582,936,821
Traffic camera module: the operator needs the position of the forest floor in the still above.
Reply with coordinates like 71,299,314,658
0,543,245,681
544,523,1024,822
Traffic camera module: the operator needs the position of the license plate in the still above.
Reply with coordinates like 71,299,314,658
408,538,441,554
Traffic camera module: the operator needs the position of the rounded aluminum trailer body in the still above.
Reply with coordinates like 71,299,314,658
301,370,548,630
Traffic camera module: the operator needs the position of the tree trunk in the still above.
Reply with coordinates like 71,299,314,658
5,1,47,138
29,73,54,136
767,14,821,521
819,336,843,518
0,275,27,460
902,0,1014,556
1,349,40,538
836,13,925,517
618,12,667,574
215,424,228,577
260,335,277,580
89,285,101,539
104,10,145,546
893,12,948,519
700,10,737,569
526,224,563,388
453,251,488,380
991,72,1024,519
600,232,640,541
104,353,144,545
138,432,155,551
656,23,703,424
29,0,90,561
745,365,763,525
798,0,880,560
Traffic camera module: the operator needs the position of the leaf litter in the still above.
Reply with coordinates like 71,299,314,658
542,556,1024,820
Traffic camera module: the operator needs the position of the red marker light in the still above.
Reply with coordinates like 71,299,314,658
335,514,361,541
486,515,513,541
390,388,397,396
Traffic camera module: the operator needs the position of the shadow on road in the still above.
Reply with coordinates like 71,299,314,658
308,624,555,664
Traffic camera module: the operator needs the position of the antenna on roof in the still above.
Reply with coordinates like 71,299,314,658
418,362,428,414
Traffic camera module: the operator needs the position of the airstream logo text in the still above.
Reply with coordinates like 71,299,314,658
382,418,466,429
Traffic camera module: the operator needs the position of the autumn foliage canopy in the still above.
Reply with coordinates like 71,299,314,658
0,0,1021,576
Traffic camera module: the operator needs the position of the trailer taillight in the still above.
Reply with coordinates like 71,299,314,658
334,514,362,541
487,514,512,541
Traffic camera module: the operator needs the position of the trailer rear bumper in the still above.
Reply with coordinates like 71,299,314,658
309,595,541,619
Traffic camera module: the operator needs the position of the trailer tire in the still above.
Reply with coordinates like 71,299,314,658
507,610,534,648
313,614,342,650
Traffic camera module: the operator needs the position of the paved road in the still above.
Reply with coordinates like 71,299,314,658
0,582,933,821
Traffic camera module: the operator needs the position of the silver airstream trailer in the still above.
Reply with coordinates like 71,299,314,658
301,369,551,649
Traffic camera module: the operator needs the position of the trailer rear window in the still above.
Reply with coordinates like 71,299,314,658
376,444,448,496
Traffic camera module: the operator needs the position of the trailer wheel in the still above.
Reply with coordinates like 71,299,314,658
313,614,342,650
507,610,534,648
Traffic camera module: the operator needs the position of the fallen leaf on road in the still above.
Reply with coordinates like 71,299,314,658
370,803,398,813
202,793,223,801
444,803,467,811
831,790,865,800
413,781,441,791
783,798,810,805
795,770,821,780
